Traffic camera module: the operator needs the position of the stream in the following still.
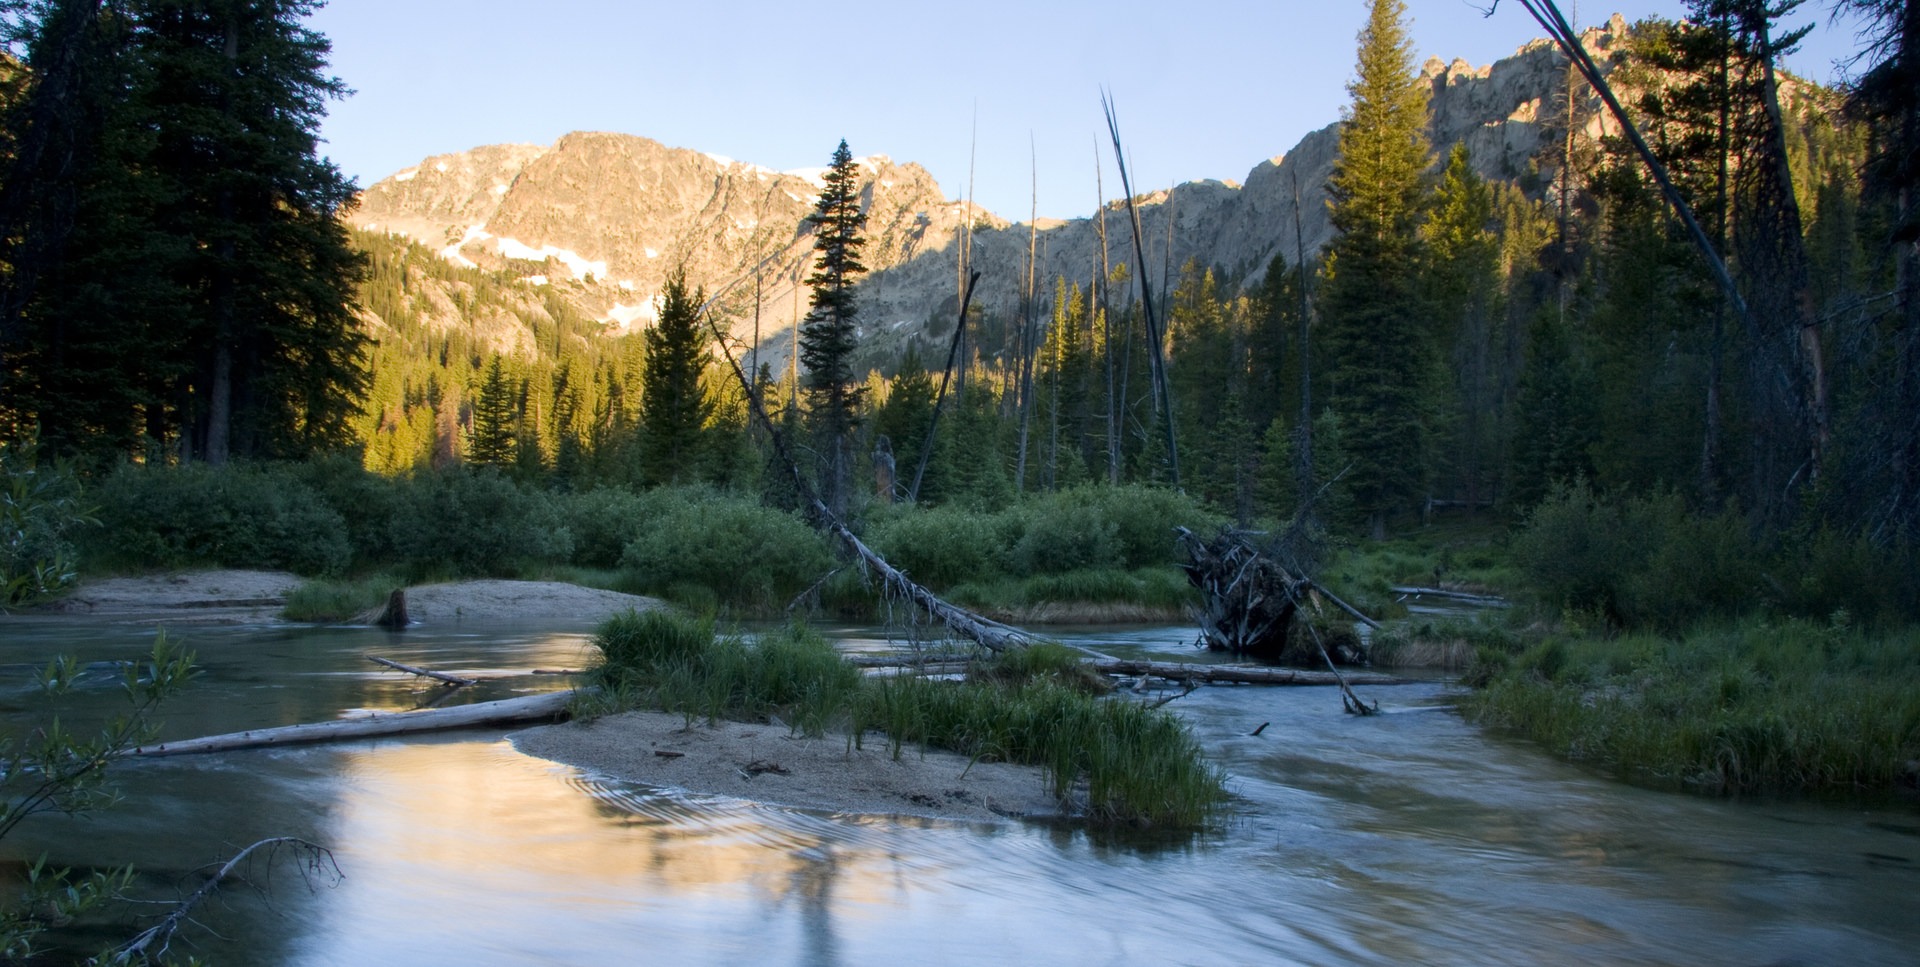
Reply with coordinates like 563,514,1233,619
1,616,1915,965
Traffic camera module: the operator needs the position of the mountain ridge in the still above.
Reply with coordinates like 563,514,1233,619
345,14,1635,370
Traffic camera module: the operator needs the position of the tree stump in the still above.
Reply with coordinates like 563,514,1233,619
1177,528,1310,664
375,588,409,629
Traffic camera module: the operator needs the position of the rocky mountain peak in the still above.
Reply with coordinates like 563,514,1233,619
348,15,1649,371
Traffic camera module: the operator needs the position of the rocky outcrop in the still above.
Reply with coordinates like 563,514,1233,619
348,16,1636,370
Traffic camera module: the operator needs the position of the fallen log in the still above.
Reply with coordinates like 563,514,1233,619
1390,586,1510,608
367,654,477,687
1087,659,1416,687
131,690,577,757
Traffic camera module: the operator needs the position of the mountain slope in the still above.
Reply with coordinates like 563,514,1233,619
346,16,1633,371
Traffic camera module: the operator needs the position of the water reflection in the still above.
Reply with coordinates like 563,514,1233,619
0,619,1915,964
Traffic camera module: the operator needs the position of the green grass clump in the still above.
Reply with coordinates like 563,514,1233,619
281,574,403,622
587,611,857,737
1461,617,1920,795
583,610,1227,828
854,674,1225,828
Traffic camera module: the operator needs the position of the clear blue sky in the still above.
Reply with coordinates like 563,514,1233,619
309,1,1866,222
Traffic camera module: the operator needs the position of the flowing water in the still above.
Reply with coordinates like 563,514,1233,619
1,616,1916,965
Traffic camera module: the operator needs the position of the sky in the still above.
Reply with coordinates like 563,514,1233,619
308,1,1872,222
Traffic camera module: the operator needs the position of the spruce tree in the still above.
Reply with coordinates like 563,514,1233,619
0,0,365,463
1320,0,1432,538
470,355,517,470
1423,143,1502,504
639,267,710,486
798,139,867,514
138,0,366,462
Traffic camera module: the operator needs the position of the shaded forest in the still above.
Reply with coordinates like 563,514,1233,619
3,0,1916,628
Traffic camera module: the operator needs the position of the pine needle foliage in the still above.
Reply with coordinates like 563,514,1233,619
1320,0,1434,535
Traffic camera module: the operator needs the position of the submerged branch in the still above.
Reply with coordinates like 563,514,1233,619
104,837,339,965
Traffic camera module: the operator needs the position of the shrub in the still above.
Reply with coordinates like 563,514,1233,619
386,469,573,577
1783,529,1920,627
291,454,406,567
1007,495,1120,575
562,486,654,569
617,486,832,608
84,462,350,575
1,438,91,605
1619,504,1762,632
865,503,1008,586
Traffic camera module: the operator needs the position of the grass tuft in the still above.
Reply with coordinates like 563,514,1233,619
281,574,403,622
583,610,1227,828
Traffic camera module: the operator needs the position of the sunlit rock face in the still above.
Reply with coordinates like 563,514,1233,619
348,16,1638,370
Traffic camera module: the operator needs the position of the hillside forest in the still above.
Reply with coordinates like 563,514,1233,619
1,0,1916,633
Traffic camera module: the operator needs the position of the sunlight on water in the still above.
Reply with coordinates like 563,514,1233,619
1,619,1915,965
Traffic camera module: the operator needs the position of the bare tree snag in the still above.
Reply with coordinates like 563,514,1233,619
107,837,338,965
1102,90,1180,487
908,270,982,502
367,655,477,687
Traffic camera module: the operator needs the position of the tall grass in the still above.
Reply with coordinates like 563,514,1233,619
281,574,403,622
584,610,1227,828
1461,617,1920,795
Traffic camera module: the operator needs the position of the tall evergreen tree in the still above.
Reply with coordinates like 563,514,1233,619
639,267,710,485
469,355,516,470
1834,0,1919,540
1423,143,1503,505
1320,0,1432,537
798,139,867,514
140,0,366,463
0,0,365,463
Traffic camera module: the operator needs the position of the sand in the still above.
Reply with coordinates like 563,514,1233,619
511,710,1071,824
29,569,664,625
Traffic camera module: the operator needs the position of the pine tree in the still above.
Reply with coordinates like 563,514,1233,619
1320,0,1433,538
0,0,365,463
470,355,516,470
798,139,867,514
138,0,366,462
639,267,710,486
1423,143,1503,505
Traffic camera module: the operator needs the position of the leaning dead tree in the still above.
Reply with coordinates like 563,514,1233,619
701,301,1039,654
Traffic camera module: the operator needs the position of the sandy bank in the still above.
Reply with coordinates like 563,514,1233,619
27,569,664,625
512,710,1069,824
373,579,664,624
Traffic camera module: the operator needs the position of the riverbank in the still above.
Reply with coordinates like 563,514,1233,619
513,711,1069,823
1461,617,1920,796
23,569,666,625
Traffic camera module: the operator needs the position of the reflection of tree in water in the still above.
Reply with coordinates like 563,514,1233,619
786,842,841,967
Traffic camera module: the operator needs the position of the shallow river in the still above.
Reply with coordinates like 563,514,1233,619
1,617,1916,965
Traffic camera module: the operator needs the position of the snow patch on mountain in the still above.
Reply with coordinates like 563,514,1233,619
493,237,608,281
604,298,659,329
